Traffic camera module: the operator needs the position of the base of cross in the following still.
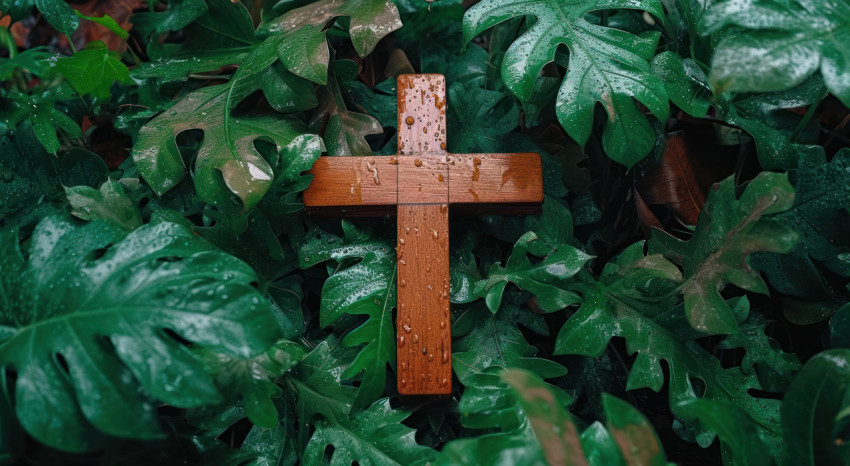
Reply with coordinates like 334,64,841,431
303,74,544,395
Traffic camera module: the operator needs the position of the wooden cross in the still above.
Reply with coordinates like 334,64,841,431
303,74,543,395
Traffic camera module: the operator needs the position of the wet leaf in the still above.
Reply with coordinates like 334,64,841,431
0,216,279,452
131,0,208,36
310,60,383,156
556,244,782,449
54,41,132,100
35,0,79,38
716,76,828,169
133,83,310,211
703,0,850,106
196,339,306,428
474,231,589,313
651,51,711,118
463,0,670,166
64,179,142,230
438,369,669,466
781,349,850,465
650,172,798,334
772,149,850,277
298,221,396,410
446,81,520,153
304,398,437,466
451,303,566,384
259,0,401,84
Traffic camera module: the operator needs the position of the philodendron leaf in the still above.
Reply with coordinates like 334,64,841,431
718,310,802,390
299,221,395,410
446,81,520,153
54,41,132,101
702,0,850,106
437,368,580,465
133,83,310,211
651,51,711,118
438,369,668,466
0,216,280,452
781,349,850,465
463,0,670,167
601,394,669,466
64,180,142,230
716,76,827,170
650,172,798,334
556,243,782,449
676,399,773,466
258,0,401,84
196,339,306,428
474,231,589,313
452,303,566,384
303,398,437,466
310,60,383,156
773,150,850,277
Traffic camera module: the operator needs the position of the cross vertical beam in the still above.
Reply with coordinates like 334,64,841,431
395,75,451,395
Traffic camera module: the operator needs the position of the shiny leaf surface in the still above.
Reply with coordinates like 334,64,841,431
0,216,279,452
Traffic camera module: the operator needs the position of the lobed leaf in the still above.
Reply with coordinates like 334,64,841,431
463,0,670,166
0,216,280,452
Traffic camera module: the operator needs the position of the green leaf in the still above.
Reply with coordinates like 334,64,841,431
702,0,850,106
451,303,566,385
782,349,850,465
446,81,519,153
651,51,711,118
0,85,82,154
55,41,132,101
260,133,324,214
830,304,850,348
303,398,437,466
523,195,574,257
0,123,67,230
463,0,670,166
650,172,798,334
133,83,310,210
474,231,589,313
310,60,383,156
716,76,827,170
437,368,580,465
34,0,79,38
772,150,850,277
64,180,143,230
288,340,358,424
259,0,402,84
0,46,53,80
675,399,773,466
718,310,802,391
196,339,306,428
131,0,208,36
601,394,668,466
0,216,280,452
74,10,129,39
556,245,782,448
439,369,668,465
298,222,395,410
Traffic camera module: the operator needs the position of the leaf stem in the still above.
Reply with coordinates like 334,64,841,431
789,99,820,143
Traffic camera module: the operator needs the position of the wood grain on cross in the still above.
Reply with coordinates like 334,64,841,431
303,74,543,395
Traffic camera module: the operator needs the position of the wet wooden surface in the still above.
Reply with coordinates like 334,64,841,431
303,153,543,209
302,74,544,395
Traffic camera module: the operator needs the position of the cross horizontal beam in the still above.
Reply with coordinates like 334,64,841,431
303,153,543,215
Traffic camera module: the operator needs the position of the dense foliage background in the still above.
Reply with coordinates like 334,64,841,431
1,0,849,464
